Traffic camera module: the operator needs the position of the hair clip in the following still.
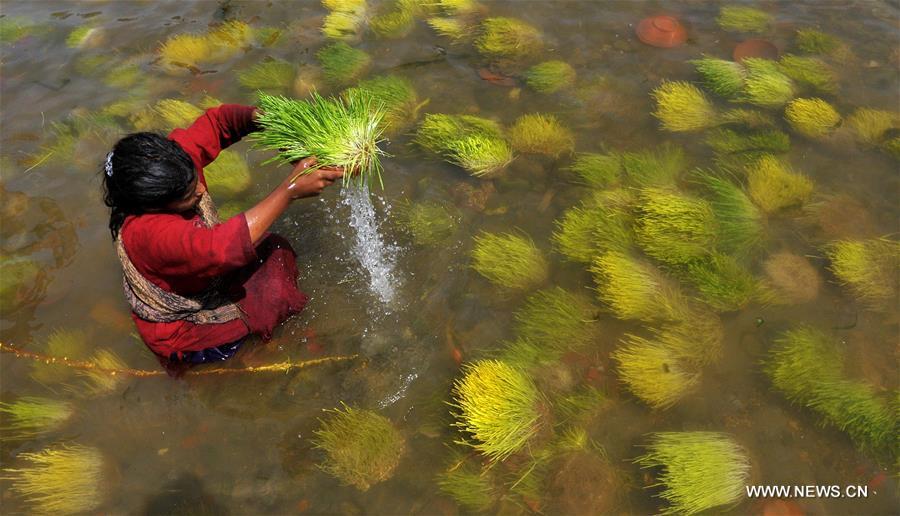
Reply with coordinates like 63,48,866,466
105,151,114,177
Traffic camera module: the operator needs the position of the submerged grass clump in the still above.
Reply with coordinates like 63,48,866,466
681,253,759,312
696,170,766,258
370,5,415,39
565,152,621,188
395,200,457,245
635,432,750,515
30,328,89,385
634,188,718,266
741,58,796,108
747,155,814,213
717,6,772,33
475,17,543,59
691,57,746,99
795,28,841,56
343,74,426,135
590,251,690,322
253,91,386,187
153,99,204,132
785,98,841,138
508,113,575,158
0,255,43,314
317,42,371,86
471,232,548,290
414,114,512,176
322,0,368,40
553,192,633,263
204,149,251,196
824,238,900,309
427,17,470,41
778,55,838,95
436,452,496,512
451,359,543,462
845,108,898,145
313,405,406,491
77,349,128,395
238,59,296,93
620,143,688,187
0,397,73,439
157,21,253,74
2,443,104,514
766,326,897,455
514,287,599,350
0,16,34,44
525,60,577,94
652,81,719,132
613,335,699,409
705,127,790,155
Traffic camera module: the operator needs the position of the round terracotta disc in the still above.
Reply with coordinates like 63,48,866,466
636,15,688,48
733,39,779,62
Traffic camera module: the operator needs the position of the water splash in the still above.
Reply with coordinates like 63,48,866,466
339,184,401,306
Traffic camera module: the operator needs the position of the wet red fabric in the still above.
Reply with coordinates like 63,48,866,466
120,105,308,358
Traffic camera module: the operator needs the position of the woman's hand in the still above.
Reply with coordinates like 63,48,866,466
283,157,344,199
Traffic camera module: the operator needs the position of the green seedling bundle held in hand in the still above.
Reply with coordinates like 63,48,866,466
253,91,386,187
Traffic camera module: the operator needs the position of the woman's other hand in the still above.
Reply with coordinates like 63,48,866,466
282,157,344,199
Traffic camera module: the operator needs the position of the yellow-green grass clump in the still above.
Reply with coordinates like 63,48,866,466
426,17,469,41
0,16,34,44
322,0,368,40
395,200,457,245
785,97,841,138
705,127,790,155
370,5,415,39
634,188,718,266
590,251,690,322
741,58,796,108
343,74,426,135
433,0,482,15
763,251,822,304
696,170,766,258
613,335,699,409
691,57,746,99
652,81,719,132
716,6,772,33
102,63,141,89
656,312,724,366
0,397,73,439
778,55,838,95
204,149,252,197
436,452,496,512
414,114,513,176
635,432,750,515
885,136,900,160
66,26,103,49
620,143,687,187
795,28,841,56
153,99,205,132
238,59,296,93
475,17,543,60
514,287,599,350
525,60,577,94
553,192,632,263
846,108,899,145
76,349,128,395
719,108,777,129
565,152,621,188
825,238,899,309
747,155,813,213
508,113,575,158
766,326,897,455
2,443,104,514
471,232,548,290
680,253,759,312
157,21,253,74
30,328,90,385
313,405,406,491
317,42,371,86
451,359,543,462
0,255,43,314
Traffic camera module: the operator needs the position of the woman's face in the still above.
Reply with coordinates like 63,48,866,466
164,175,206,213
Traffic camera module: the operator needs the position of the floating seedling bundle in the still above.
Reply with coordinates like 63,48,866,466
252,91,387,187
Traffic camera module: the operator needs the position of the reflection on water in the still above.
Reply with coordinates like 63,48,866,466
1,1,898,514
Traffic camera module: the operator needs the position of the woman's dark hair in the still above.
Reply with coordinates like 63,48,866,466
102,132,196,239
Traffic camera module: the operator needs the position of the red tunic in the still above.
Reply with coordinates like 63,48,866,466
120,105,308,358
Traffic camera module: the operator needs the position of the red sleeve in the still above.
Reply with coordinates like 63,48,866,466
124,212,257,279
168,104,258,170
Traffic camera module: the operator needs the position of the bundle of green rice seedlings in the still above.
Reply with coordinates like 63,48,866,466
471,232,548,290
525,60,577,94
317,42,371,86
395,200,457,245
635,432,750,515
634,188,718,266
414,113,513,176
475,17,543,59
157,21,253,74
778,55,838,95
656,311,724,366
238,59,296,93
746,154,813,213
716,6,772,33
508,113,575,158
154,99,204,132
75,349,128,395
824,238,900,310
426,16,470,41
313,404,406,491
705,127,790,155
620,143,688,187
322,0,368,41
450,359,544,462
719,108,777,129
795,28,846,58
2,443,105,514
0,397,73,439
343,74,427,135
433,0,482,16
252,91,386,187
652,81,720,132
691,57,746,99
552,190,633,263
590,251,691,322
30,328,90,385
436,450,497,512
741,58,796,108
0,16,34,44
845,108,899,146
66,25,104,49
514,287,599,351
204,149,252,196
679,253,759,312
765,326,897,455
102,62,141,90
370,1,416,39
695,170,766,258
613,335,699,409
564,152,621,188
784,98,841,138
0,255,43,315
